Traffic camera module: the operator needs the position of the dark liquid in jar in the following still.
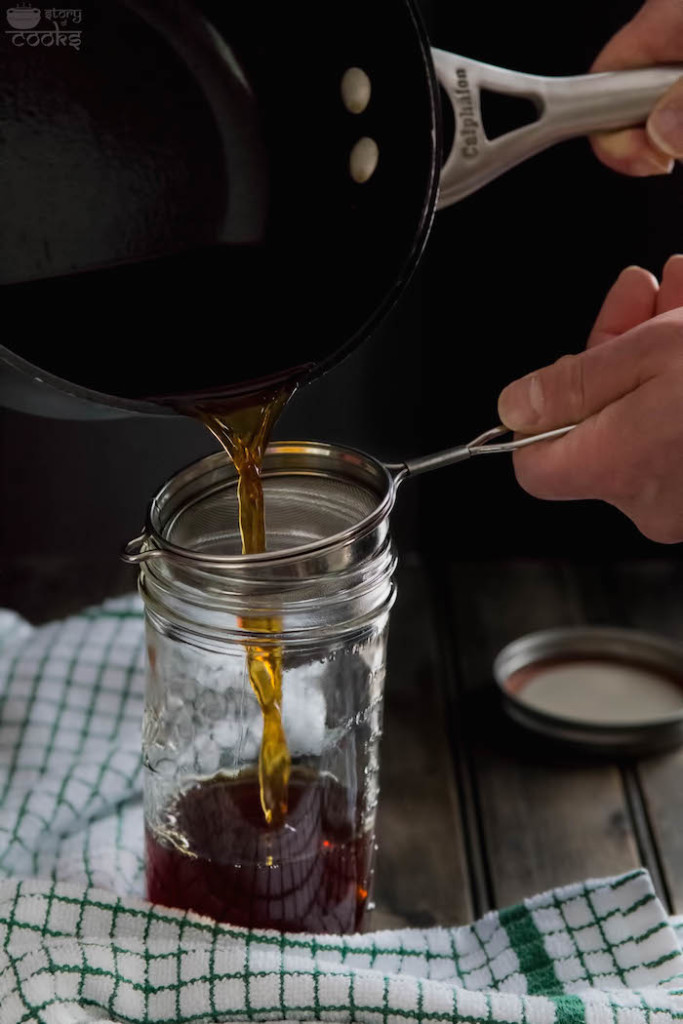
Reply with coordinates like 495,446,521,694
146,769,372,933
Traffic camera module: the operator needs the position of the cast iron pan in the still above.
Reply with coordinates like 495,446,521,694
0,0,438,412
0,0,679,416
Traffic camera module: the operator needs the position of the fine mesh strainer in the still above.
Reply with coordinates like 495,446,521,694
123,423,574,573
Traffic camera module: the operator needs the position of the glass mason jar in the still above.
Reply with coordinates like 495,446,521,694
125,442,398,934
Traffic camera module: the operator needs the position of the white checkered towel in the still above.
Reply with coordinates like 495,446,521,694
2,600,683,1024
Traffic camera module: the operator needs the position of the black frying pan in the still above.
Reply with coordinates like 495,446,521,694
0,0,679,417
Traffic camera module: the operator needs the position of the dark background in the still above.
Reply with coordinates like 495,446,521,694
419,0,683,558
1,0,680,591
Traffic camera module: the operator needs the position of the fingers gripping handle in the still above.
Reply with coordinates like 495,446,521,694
432,50,683,207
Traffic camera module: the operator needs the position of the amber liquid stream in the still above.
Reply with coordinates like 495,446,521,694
198,386,293,827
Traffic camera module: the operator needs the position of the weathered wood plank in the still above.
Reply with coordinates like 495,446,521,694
605,560,683,913
633,751,683,913
599,560,683,641
372,557,473,929
441,560,641,910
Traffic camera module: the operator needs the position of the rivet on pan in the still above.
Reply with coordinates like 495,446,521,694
341,67,372,114
349,138,379,184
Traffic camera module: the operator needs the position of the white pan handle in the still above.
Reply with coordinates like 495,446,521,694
433,50,683,208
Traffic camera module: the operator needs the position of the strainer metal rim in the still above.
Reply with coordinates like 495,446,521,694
134,440,399,569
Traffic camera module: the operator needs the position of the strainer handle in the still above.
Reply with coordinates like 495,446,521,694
395,423,576,479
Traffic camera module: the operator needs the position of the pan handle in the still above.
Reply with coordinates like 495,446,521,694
432,51,683,207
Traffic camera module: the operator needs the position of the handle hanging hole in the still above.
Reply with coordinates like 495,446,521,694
479,89,541,140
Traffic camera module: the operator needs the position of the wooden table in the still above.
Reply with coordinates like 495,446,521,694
3,554,683,930
373,556,683,930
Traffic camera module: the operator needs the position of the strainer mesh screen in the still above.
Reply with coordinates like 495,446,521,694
165,473,383,556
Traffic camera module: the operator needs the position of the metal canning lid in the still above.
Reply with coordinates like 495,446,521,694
493,627,683,755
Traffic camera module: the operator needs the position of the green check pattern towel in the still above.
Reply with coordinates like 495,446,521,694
2,602,683,1024
2,870,683,1024
0,597,145,895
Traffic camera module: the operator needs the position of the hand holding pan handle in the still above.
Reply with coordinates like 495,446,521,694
433,51,683,207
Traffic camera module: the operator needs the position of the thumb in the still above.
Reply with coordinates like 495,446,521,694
497,316,678,433
647,76,683,158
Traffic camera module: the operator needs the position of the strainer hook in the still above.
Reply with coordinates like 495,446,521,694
122,532,164,565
